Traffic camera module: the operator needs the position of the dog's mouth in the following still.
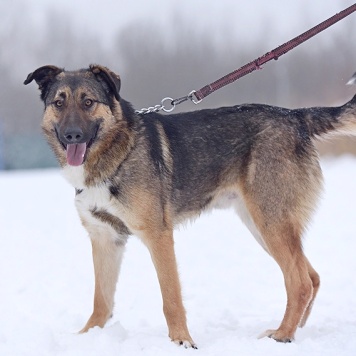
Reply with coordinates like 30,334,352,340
66,143,87,166
56,124,100,166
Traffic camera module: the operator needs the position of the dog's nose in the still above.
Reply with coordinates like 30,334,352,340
64,127,84,143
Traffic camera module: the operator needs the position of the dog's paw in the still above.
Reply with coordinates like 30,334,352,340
258,329,293,343
172,339,198,349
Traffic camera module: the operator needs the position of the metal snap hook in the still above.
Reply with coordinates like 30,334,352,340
188,90,202,105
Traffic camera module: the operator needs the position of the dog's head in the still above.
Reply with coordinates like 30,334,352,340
24,65,124,167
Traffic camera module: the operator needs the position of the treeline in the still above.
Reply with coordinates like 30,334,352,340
0,7,356,169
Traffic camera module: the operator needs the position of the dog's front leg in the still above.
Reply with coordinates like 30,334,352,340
80,232,127,333
143,229,197,348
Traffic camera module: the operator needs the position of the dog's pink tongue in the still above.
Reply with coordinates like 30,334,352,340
66,143,87,166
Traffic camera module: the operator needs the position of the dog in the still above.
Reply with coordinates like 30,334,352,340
24,65,356,348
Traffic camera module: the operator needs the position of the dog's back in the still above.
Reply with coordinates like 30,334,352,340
142,96,356,223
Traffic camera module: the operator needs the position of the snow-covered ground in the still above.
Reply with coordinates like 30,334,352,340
1,157,356,356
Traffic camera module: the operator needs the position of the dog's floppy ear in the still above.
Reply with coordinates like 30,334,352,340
89,64,121,101
24,65,64,99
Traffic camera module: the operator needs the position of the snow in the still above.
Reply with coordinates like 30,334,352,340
1,157,356,355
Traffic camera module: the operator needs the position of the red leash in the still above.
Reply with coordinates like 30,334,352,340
192,3,356,103
137,3,356,114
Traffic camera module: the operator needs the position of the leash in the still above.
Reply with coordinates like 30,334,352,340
136,3,356,115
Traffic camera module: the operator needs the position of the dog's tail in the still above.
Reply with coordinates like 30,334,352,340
302,94,356,139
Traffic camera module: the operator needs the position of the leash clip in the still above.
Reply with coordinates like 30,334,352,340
188,90,202,105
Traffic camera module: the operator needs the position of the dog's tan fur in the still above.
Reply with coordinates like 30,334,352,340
24,65,356,348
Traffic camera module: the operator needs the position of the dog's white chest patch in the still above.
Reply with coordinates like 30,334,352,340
76,185,112,212
62,165,120,232
75,184,124,241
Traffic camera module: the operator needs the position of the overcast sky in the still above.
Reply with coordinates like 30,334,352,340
14,0,356,47
1,0,354,79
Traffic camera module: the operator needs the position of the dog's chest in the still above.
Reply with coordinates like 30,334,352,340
62,165,122,228
75,185,112,213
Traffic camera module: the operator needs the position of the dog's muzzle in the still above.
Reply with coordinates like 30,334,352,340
56,123,100,166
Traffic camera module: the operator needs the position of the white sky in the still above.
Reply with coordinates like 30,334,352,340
17,0,356,47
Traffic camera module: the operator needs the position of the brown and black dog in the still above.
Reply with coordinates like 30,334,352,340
24,65,356,348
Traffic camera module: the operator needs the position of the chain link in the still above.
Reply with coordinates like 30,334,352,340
135,104,164,115
136,91,201,115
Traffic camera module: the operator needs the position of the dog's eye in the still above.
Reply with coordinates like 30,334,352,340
54,100,63,108
84,99,94,108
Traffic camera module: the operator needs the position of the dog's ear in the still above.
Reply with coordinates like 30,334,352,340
89,64,121,101
24,65,64,99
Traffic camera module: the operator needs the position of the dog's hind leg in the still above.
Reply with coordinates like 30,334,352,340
241,142,322,341
245,189,317,342
299,257,320,328
238,189,320,341
80,230,127,333
254,219,314,342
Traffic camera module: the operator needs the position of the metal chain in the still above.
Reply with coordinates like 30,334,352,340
135,104,165,115
135,91,201,115
135,97,174,115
